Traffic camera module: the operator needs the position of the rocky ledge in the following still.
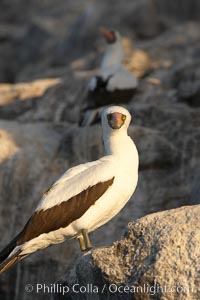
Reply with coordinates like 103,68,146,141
54,205,200,300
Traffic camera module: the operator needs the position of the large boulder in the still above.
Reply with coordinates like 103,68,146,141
54,205,200,300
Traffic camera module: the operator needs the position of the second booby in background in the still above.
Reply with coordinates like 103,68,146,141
86,28,138,108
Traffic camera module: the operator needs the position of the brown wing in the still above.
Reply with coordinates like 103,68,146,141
17,177,114,245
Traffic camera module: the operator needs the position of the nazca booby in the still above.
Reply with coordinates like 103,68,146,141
86,28,138,109
0,106,139,273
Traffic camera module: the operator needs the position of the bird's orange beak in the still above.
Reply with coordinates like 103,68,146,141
107,112,126,129
99,27,115,42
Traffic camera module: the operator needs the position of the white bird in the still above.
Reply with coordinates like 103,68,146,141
86,28,138,109
0,106,139,273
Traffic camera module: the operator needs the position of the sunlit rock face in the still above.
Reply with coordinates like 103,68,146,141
54,205,200,300
0,0,200,299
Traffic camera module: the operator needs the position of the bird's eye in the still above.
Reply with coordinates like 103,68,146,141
121,115,126,121
110,30,116,40
107,114,112,121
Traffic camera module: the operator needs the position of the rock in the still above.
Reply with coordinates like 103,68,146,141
0,34,17,82
0,0,80,82
190,165,200,205
0,78,61,119
54,205,200,300
123,46,152,79
155,0,200,22
173,61,200,107
130,126,181,170
0,121,80,300
18,75,85,123
0,78,61,103
124,0,166,39
178,80,200,107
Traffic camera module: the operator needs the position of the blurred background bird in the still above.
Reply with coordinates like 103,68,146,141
80,27,138,126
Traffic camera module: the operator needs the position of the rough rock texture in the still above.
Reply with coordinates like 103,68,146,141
0,78,61,119
0,0,200,299
54,205,200,300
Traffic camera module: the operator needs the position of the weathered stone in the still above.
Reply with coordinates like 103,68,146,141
54,205,200,300
19,76,85,124
0,79,61,119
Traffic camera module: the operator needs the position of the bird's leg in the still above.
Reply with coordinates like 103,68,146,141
82,229,93,250
78,229,93,251
77,234,87,251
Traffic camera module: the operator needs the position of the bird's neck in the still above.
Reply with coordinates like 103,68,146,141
100,43,124,69
104,130,138,164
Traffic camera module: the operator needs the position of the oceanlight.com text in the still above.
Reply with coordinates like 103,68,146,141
24,283,196,296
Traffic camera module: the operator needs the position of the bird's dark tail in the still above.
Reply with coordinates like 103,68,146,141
0,249,22,274
0,232,23,274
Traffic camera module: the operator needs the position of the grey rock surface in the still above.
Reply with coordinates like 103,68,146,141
54,205,200,300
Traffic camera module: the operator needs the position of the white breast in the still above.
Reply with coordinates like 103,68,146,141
71,142,139,234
